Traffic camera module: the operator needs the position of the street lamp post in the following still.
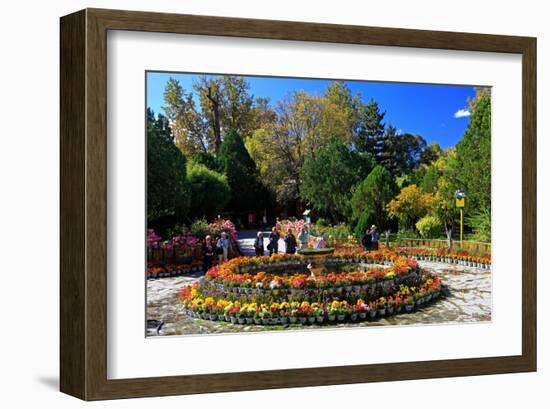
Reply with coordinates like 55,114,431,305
454,190,466,246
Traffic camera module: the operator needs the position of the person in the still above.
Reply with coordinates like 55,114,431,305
253,231,264,257
370,225,379,250
284,228,297,254
203,235,215,272
216,232,229,263
361,228,372,251
298,226,309,250
267,227,280,256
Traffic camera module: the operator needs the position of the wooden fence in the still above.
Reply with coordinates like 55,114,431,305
396,238,491,255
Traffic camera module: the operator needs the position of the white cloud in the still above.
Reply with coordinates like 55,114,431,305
453,109,471,118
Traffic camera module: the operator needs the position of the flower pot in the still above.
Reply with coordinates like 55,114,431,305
368,310,377,319
337,314,345,322
359,312,367,320
328,315,336,322
308,316,316,324
289,316,297,324
280,317,288,324
387,306,395,315
344,286,352,292
230,316,238,324
350,313,358,322
299,317,307,324
261,318,269,325
253,318,262,325
316,316,324,323
225,315,231,322
405,304,414,312
352,285,361,292
237,317,245,324
378,308,386,317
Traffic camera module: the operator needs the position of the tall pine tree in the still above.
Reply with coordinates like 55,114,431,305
355,99,386,159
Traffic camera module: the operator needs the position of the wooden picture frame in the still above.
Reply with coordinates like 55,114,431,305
60,8,537,400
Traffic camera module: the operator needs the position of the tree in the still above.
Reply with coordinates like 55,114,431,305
386,184,436,231
193,75,256,153
354,98,386,158
300,137,372,222
146,109,189,222
379,126,427,175
218,129,265,213
447,91,491,221
186,162,230,219
245,90,356,207
420,142,443,165
416,215,442,238
191,151,221,172
162,78,207,156
350,165,396,229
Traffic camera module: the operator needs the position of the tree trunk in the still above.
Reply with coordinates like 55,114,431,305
206,87,222,153
444,221,453,250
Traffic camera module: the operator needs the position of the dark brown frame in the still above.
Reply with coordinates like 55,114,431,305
60,8,537,400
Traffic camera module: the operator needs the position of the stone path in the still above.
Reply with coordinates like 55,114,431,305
146,260,492,336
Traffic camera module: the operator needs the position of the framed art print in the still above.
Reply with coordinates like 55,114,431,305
60,8,536,400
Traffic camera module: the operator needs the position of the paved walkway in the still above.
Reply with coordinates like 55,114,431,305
237,229,287,256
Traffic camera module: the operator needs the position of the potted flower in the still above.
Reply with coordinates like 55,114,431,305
377,298,387,317
405,296,415,312
387,297,396,315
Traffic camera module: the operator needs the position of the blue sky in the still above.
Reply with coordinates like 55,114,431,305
146,72,478,149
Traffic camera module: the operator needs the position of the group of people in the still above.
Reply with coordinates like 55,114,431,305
361,225,379,251
202,232,229,272
254,227,297,256
202,224,380,272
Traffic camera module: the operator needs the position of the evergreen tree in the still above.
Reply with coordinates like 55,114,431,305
186,162,231,219
379,126,427,176
146,108,189,223
448,92,491,220
300,137,372,222
355,99,386,158
350,165,397,229
217,129,265,213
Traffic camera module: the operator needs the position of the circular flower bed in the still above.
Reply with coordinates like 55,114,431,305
178,250,449,325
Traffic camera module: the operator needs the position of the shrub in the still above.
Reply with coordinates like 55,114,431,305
466,207,491,242
186,162,231,219
354,211,375,240
415,215,442,238
190,219,210,239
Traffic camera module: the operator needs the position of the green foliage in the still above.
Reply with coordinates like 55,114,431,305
466,207,491,242
300,137,372,222
354,98,386,157
420,166,440,193
186,162,230,219
386,184,436,231
190,218,211,239
447,92,491,221
415,215,442,238
350,165,396,229
191,151,221,172
217,129,265,213
354,210,375,240
147,109,189,222
379,126,427,176
315,218,329,228
420,142,442,165
162,78,206,156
